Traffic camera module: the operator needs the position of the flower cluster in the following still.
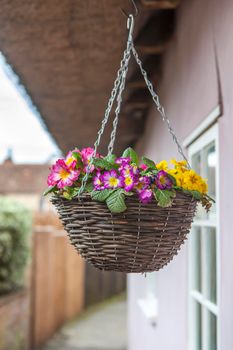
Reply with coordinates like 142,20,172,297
45,147,213,213
47,147,99,189
167,159,208,194
92,157,174,204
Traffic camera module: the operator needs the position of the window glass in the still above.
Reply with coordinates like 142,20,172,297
188,125,218,350
204,227,217,303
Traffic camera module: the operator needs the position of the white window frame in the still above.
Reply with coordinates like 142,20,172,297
187,121,220,350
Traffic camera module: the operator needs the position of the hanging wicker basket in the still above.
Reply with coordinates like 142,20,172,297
45,12,213,273
52,191,197,273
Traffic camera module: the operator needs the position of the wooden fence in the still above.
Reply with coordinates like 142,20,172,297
85,263,126,306
30,220,126,349
31,226,85,349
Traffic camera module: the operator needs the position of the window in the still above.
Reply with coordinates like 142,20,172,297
188,123,219,350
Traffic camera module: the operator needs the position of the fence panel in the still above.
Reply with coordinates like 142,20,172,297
31,228,84,349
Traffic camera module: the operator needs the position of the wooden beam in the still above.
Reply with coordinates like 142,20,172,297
140,0,181,9
128,55,161,89
135,41,171,55
124,101,149,112
134,11,175,53
128,78,145,89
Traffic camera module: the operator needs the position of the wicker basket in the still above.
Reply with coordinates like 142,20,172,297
52,191,197,273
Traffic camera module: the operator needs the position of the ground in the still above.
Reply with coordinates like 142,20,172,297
42,295,127,350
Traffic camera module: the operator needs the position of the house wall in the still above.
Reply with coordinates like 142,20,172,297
128,0,233,349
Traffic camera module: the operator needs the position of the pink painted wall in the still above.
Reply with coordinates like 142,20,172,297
128,0,233,349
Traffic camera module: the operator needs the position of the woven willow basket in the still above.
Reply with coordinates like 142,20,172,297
52,191,197,273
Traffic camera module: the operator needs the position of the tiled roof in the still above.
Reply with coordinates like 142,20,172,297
0,161,50,194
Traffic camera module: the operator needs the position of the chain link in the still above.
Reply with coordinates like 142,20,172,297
131,44,191,168
77,39,132,196
108,43,132,155
77,14,191,197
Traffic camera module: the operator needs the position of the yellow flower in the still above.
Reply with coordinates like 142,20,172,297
170,159,188,173
171,159,187,167
167,169,178,176
175,173,186,188
156,160,168,171
182,170,208,193
199,179,208,194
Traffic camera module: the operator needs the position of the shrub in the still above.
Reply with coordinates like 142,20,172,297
0,197,31,295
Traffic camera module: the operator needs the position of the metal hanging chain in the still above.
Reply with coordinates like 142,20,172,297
131,44,191,168
107,15,135,155
77,12,191,197
108,48,132,155
77,19,133,196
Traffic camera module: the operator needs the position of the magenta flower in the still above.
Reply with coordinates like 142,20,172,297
81,147,99,172
93,172,104,190
115,157,131,166
121,164,139,178
102,170,123,189
138,189,153,204
47,159,80,189
65,150,80,169
134,176,150,192
140,164,148,171
115,157,131,172
122,174,135,192
155,170,173,190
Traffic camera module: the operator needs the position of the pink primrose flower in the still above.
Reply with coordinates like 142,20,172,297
155,170,173,190
93,172,104,190
134,176,150,192
81,147,101,173
138,189,153,204
65,150,80,169
102,170,123,189
140,164,148,171
122,173,135,192
47,159,80,189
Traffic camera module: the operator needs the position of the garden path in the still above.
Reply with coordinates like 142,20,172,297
41,295,127,350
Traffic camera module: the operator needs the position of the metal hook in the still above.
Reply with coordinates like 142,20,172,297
127,14,135,41
120,0,139,18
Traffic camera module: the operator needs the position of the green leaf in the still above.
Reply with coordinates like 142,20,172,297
92,157,117,170
62,186,77,200
91,189,115,202
122,147,139,165
190,190,202,200
63,191,73,200
72,151,83,167
84,182,94,193
154,189,176,208
182,189,202,200
43,186,57,196
104,154,116,164
106,189,127,213
141,156,155,168
123,191,134,196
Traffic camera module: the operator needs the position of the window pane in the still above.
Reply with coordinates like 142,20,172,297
192,151,204,220
204,228,217,303
192,300,202,350
191,227,202,293
207,311,217,350
203,141,216,220
192,151,201,174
